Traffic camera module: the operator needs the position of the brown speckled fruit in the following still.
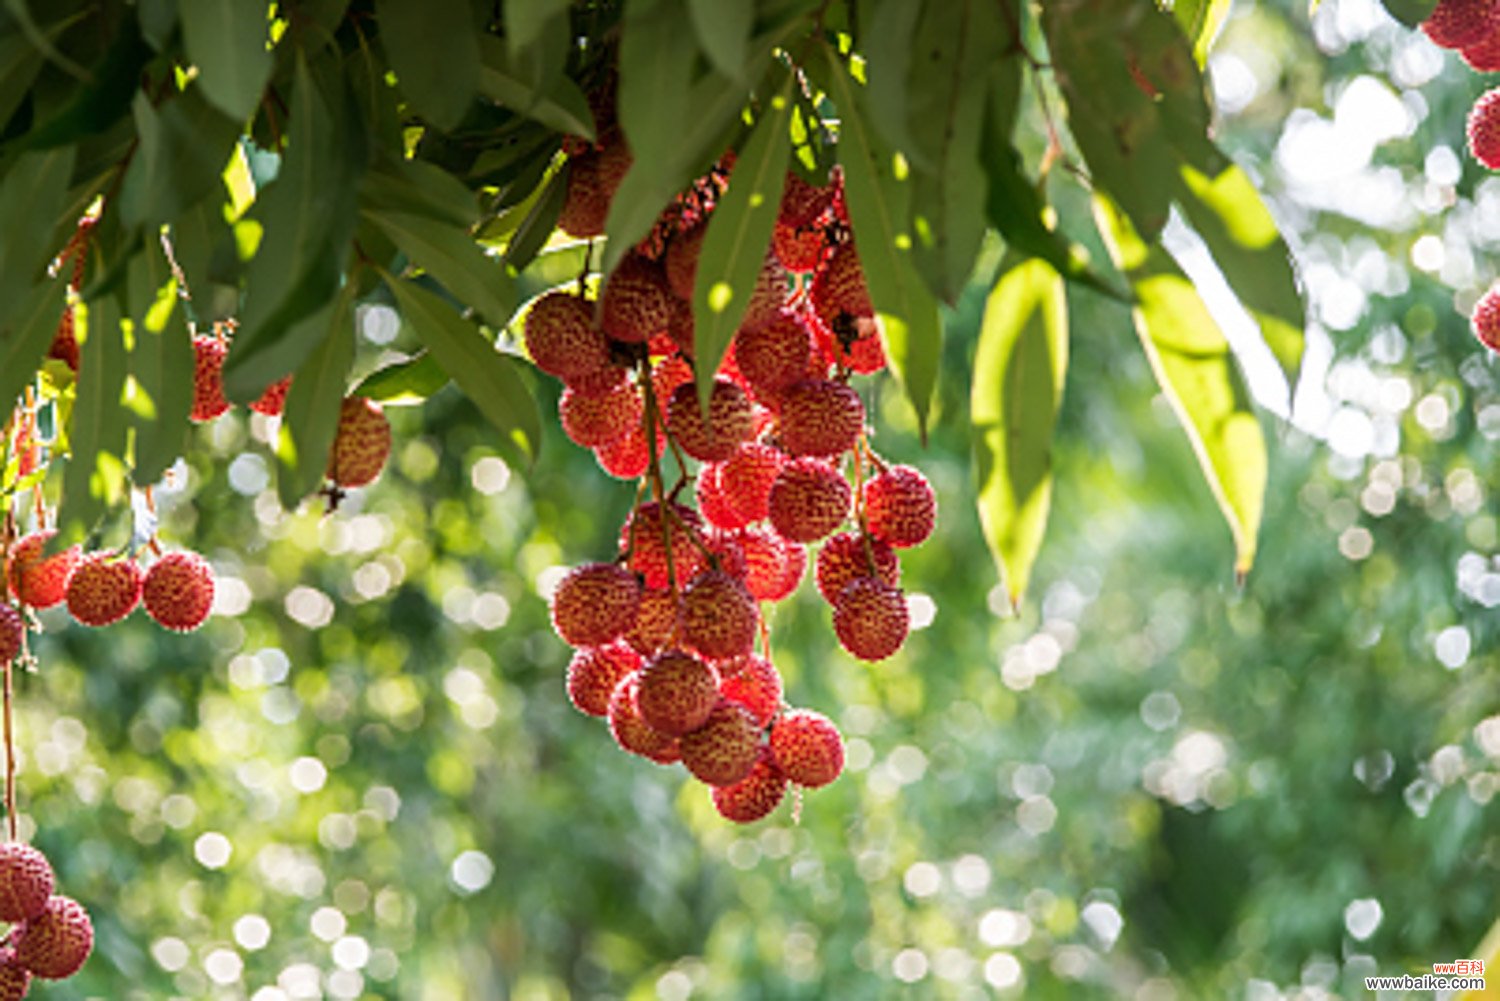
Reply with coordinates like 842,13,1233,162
566,642,643,717
832,577,909,662
719,654,783,727
0,949,29,1001
711,745,788,823
0,844,53,923
0,606,20,667
607,671,681,764
769,709,845,788
190,336,231,422
636,650,720,737
1473,286,1500,353
862,465,937,549
65,555,143,628
815,531,899,605
600,255,673,344
679,570,759,662
777,380,865,458
768,457,852,543
14,895,93,980
667,379,754,463
524,292,613,382
327,397,392,489
142,552,215,632
679,702,760,787
550,562,642,649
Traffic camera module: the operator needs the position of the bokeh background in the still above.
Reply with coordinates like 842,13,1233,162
16,0,1500,997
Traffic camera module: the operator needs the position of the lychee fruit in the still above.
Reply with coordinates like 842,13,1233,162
593,421,657,480
666,296,696,357
600,255,673,344
813,308,887,375
679,702,761,786
664,223,705,302
524,291,613,382
742,252,792,332
735,311,813,396
719,654,783,727
772,220,829,273
0,844,53,923
620,502,705,589
777,379,865,458
1463,29,1500,70
737,527,802,601
832,577,909,661
550,562,642,648
769,709,845,788
704,530,749,582
711,745,788,822
5,533,80,610
768,457,852,543
558,382,643,448
566,642,642,717
815,531,899,604
142,551,215,632
0,951,28,1001
697,463,750,532
607,671,681,764
327,397,392,489
1423,0,1499,48
636,649,720,736
65,554,143,627
625,587,680,656
863,464,937,548
14,895,93,979
249,375,292,417
779,171,834,229
46,311,79,372
652,353,695,404
721,442,786,524
1473,285,1500,353
190,336,231,422
667,379,754,463
0,607,20,667
680,569,759,662
1469,87,1500,170
558,139,633,239
812,243,872,322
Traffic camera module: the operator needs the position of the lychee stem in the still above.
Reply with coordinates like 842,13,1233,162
639,363,678,592
4,627,20,842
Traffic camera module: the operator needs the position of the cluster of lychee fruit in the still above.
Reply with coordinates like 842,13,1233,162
532,96,938,822
0,843,92,997
1447,0,1500,346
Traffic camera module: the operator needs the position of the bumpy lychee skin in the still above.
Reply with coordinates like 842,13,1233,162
735,311,813,396
863,465,937,549
600,255,673,344
664,223,706,302
5,533,81,610
778,380,865,458
559,140,632,238
1473,286,1500,353
721,442,785,524
593,422,655,480
524,292,613,382
566,642,642,717
743,253,793,333
607,672,681,764
712,745,788,823
737,528,798,601
1469,87,1500,171
636,650,720,736
190,336,231,422
327,397,392,489
550,562,642,648
815,531,899,604
0,845,53,924
141,552,215,632
249,376,292,417
704,531,749,582
719,654,783,727
832,578,910,662
697,464,750,531
812,243,873,323
1423,0,1498,48
559,382,643,448
812,308,887,375
65,555,143,628
680,570,759,662
0,950,28,1001
769,709,845,788
0,607,20,667
768,457,852,543
619,502,705,589
667,379,754,463
14,894,93,980
626,588,680,656
680,702,761,787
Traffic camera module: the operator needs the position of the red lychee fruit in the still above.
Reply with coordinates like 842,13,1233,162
768,457,852,543
679,570,759,662
769,709,845,788
711,745,788,823
667,379,754,463
832,577,909,662
189,336,231,422
679,702,761,786
652,353,695,405
5,533,80,610
46,310,79,372
593,421,657,480
737,527,802,601
812,243,872,322
327,397,392,489
666,296,695,357
619,502,705,589
1469,87,1500,170
742,253,792,333
0,607,20,667
778,172,833,229
600,255,672,344
550,562,642,648
64,555,142,627
1473,286,1500,353
607,671,681,764
14,895,92,979
815,531,899,604
704,531,749,582
566,362,630,397
778,379,865,458
1463,29,1500,70
863,464,937,548
719,654,783,727
772,221,829,273
141,551,215,632
559,382,643,448
735,310,813,396
0,844,53,923
811,307,887,375
720,442,785,524
566,642,643,717
1423,0,1499,48
664,223,705,302
696,463,749,532
249,376,292,417
636,650,719,736
558,140,633,239
626,587,680,657
0,950,28,1001
524,292,613,382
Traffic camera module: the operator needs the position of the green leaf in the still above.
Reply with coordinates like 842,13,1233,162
385,275,541,465
359,152,479,230
277,285,356,509
364,207,518,328
692,72,793,407
618,0,697,183
824,47,943,441
861,0,924,168
478,36,597,141
1096,195,1266,579
8,14,151,152
0,279,67,417
503,0,571,56
179,0,274,121
688,0,752,81
500,161,569,271
375,0,479,130
1378,0,1433,28
972,255,1068,610
352,351,449,405
1171,0,1233,65
59,291,130,545
0,147,76,326
124,244,193,485
119,86,242,231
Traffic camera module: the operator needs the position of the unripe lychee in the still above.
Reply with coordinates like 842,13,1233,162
249,375,292,417
679,702,761,786
721,442,786,524
711,745,788,823
737,527,802,601
5,533,80,610
524,292,613,382
600,256,672,344
1473,285,1500,353
1423,0,1498,48
664,223,705,302
667,379,754,463
550,562,642,648
735,311,813,396
620,502,705,589
141,551,215,632
0,951,28,1001
815,531,899,604
680,570,759,662
769,709,845,788
719,654,783,727
0,844,53,923
14,895,93,979
559,382,643,448
626,587,680,656
778,380,865,458
65,555,142,627
832,577,909,661
1469,87,1500,170
327,397,392,489
566,642,642,717
0,607,20,667
863,464,937,548
636,650,719,736
607,671,681,764
768,457,852,543
190,336,231,422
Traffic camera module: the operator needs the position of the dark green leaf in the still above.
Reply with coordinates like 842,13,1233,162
0,147,76,327
503,0,571,56
501,161,569,271
376,0,479,130
0,279,66,417
120,86,241,231
688,0,752,81
618,0,696,182
125,243,193,485
364,206,518,328
972,255,1067,610
277,285,356,509
352,351,449,405
59,290,130,545
180,0,274,121
1378,0,1433,29
137,0,178,50
359,152,479,230
478,36,597,141
8,14,150,152
385,275,541,465
861,0,923,167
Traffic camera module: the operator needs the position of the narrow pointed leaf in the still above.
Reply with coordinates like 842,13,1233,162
120,86,241,231
0,279,67,416
352,352,450,405
126,244,194,485
364,207,517,328
375,0,479,130
501,162,569,271
478,36,596,141
180,0,274,121
59,292,130,544
277,286,356,509
0,147,76,325
687,0,752,80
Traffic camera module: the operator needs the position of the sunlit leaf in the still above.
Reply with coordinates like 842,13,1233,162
0,279,67,418
277,285,356,509
1171,0,1233,65
364,207,517,328
352,352,449,406
125,244,193,485
59,290,129,544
